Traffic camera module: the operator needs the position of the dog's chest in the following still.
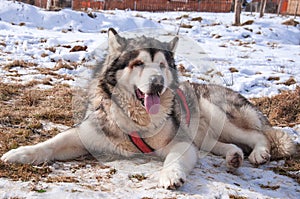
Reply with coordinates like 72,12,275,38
111,119,175,155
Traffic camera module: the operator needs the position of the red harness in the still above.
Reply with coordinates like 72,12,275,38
128,88,190,154
128,131,155,154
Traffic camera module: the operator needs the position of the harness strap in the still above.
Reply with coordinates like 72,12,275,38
128,131,155,154
128,88,190,154
176,88,191,126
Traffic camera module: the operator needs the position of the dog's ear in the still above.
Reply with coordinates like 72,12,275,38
168,36,179,53
108,28,125,53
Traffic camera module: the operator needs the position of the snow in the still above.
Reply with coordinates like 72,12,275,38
0,0,300,198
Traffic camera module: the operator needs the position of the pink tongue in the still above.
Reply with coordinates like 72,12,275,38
144,94,160,114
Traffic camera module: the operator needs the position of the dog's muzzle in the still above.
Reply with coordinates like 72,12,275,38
135,75,164,115
149,75,164,95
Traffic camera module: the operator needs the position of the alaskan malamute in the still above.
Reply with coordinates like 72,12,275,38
1,28,296,189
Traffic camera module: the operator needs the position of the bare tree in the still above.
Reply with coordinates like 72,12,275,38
259,0,267,18
277,0,283,16
234,0,242,25
294,0,299,19
46,0,52,11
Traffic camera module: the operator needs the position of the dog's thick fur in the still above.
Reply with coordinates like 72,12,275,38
1,29,296,189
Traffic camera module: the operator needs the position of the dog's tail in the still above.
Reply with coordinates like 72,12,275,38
264,128,296,160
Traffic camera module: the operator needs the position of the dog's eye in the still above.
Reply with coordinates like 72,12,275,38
133,60,144,67
160,62,166,68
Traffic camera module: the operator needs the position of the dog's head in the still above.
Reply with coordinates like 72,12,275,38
102,28,179,115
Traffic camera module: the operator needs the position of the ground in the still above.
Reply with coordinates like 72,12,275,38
0,52,299,199
0,1,300,198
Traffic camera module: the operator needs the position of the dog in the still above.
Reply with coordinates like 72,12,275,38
1,28,296,189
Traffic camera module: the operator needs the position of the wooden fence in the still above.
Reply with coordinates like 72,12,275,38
73,0,104,10
17,0,299,15
72,0,232,12
287,0,300,15
18,0,72,9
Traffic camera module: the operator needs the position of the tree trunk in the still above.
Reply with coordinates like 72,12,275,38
277,0,283,16
234,0,242,26
46,0,52,11
294,0,299,19
259,0,267,18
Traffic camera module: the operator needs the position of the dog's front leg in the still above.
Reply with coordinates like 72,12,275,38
1,127,88,164
159,142,198,189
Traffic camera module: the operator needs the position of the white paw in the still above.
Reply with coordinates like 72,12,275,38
1,145,49,164
226,148,244,170
159,165,186,190
248,147,270,165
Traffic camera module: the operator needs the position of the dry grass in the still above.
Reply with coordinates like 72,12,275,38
0,82,75,181
251,87,300,183
3,58,79,85
251,86,300,127
0,163,51,182
176,14,189,20
70,45,87,52
180,23,193,29
241,20,254,26
46,176,79,183
272,159,300,184
35,67,74,81
229,67,239,73
282,19,300,26
229,195,247,199
191,16,202,22
0,81,299,185
4,60,38,71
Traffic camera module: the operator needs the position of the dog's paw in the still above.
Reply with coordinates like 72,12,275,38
226,148,244,170
159,166,186,190
248,147,270,165
1,146,47,164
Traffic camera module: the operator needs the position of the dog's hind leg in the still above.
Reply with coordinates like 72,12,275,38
198,132,244,170
245,131,271,165
222,124,271,165
211,141,244,170
1,127,88,164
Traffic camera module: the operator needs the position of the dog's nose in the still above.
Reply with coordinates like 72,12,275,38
149,75,164,86
149,75,164,94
